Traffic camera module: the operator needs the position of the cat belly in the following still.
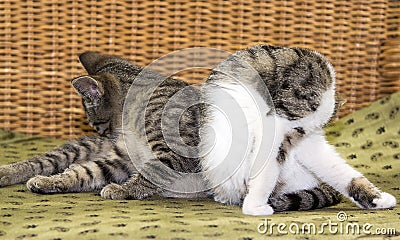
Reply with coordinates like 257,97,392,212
201,81,272,204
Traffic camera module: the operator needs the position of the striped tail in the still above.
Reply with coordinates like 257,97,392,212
268,184,341,212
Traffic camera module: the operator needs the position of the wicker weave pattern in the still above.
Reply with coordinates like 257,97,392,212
0,0,399,138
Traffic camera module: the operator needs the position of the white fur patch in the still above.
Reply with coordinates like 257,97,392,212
288,85,336,130
278,155,319,194
293,132,363,195
201,80,272,204
371,192,397,209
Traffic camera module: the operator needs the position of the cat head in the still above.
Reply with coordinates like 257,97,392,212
72,51,142,136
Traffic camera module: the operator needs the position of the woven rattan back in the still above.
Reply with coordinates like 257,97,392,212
1,0,399,138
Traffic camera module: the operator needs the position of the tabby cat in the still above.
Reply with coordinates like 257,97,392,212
200,44,396,215
0,46,395,216
0,51,205,200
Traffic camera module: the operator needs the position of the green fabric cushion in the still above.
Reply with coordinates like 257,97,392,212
0,93,399,239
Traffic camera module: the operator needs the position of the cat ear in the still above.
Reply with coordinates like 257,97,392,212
71,76,103,102
79,51,107,75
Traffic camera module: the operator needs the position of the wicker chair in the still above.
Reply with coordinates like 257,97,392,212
0,0,399,139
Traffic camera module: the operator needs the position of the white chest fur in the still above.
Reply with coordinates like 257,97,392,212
200,80,274,203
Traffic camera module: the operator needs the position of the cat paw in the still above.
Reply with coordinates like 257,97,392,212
100,183,129,200
0,168,12,187
242,197,274,216
242,203,274,216
0,166,20,187
26,176,58,193
371,192,396,209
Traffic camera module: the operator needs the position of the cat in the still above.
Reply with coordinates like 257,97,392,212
0,48,394,215
0,51,205,199
0,50,341,212
200,44,396,215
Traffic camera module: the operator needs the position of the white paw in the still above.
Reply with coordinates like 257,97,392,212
242,197,274,216
242,203,274,216
372,192,396,209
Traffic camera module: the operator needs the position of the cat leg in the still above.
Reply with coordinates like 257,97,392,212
100,159,184,200
0,136,116,187
101,174,158,200
242,158,280,215
242,117,285,216
27,158,133,193
294,132,396,209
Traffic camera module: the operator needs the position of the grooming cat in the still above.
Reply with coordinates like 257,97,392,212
0,48,395,215
0,51,205,199
200,44,396,215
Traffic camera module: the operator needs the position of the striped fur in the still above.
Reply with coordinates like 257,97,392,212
1,51,203,200
346,177,383,209
0,136,125,187
277,127,306,164
269,184,341,212
200,44,396,215
0,47,395,215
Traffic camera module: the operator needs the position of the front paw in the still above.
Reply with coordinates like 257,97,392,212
371,192,396,209
101,182,154,200
0,166,23,187
242,197,274,216
27,176,59,193
100,183,129,200
0,167,13,187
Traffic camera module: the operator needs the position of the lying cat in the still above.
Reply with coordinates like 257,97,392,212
0,46,396,216
0,51,205,200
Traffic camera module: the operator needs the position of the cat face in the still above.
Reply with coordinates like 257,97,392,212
72,52,142,136
72,74,120,136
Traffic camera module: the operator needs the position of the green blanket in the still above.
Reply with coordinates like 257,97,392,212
0,94,399,240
